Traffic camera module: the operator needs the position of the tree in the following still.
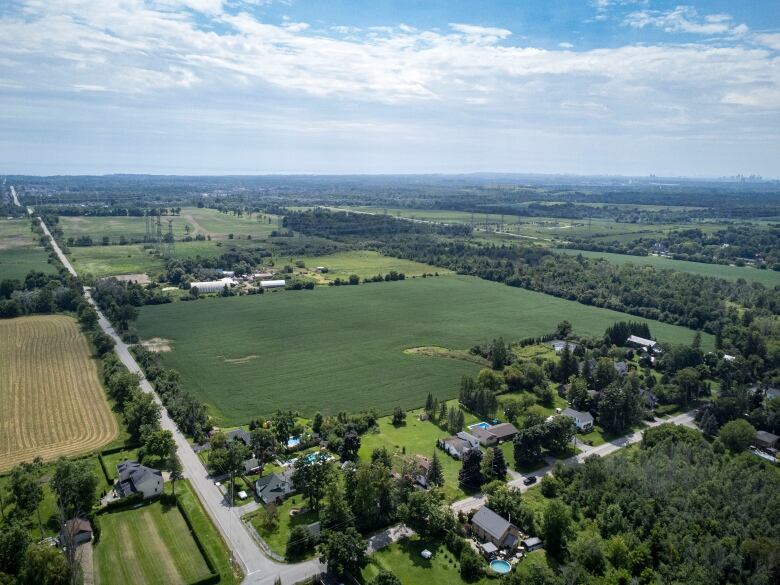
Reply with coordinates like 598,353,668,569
437,400,447,423
370,570,402,585
459,449,483,489
312,412,324,435
124,391,161,443
555,344,578,383
459,547,483,581
0,521,29,576
167,447,183,497
340,430,361,462
286,525,313,560
556,320,573,338
567,377,591,412
514,424,545,466
139,428,175,464
477,368,503,393
718,418,756,452
8,463,44,537
425,393,434,413
543,499,573,560
320,481,354,531
392,407,406,426
291,453,332,510
318,527,368,578
250,427,277,462
489,446,507,481
208,440,250,504
489,337,509,369
427,451,444,487
51,458,98,518
272,410,295,445
19,544,69,585
543,416,576,455
398,490,454,536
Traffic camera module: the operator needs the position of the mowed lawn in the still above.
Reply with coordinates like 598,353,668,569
0,218,56,280
94,501,211,585
556,248,780,287
284,250,451,281
136,276,710,425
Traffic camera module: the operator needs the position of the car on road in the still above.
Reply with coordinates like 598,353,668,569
523,475,537,485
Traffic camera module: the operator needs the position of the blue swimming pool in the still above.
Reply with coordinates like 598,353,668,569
490,560,511,574
470,422,491,430
287,436,300,448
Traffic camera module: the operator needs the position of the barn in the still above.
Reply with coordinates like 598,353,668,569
190,278,236,294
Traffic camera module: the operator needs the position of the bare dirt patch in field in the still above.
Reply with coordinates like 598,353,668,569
403,346,490,366
0,235,30,250
112,273,151,284
222,354,259,364
140,337,172,352
0,315,117,472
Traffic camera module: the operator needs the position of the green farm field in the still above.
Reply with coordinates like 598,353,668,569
94,496,212,585
282,250,451,281
0,218,56,280
136,276,711,425
555,248,780,287
59,207,279,243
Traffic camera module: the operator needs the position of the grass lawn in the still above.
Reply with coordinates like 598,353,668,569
362,535,490,585
101,448,140,481
555,248,780,287
0,218,57,280
136,276,710,426
94,491,212,585
246,494,318,560
359,404,483,502
285,250,451,281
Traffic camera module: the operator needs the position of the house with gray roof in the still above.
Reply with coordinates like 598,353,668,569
562,408,594,432
439,436,475,459
255,469,295,504
116,460,164,500
226,428,251,446
755,430,779,450
471,506,519,549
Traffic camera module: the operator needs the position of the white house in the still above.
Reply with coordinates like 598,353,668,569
561,408,594,432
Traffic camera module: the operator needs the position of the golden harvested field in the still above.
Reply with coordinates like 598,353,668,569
0,315,117,471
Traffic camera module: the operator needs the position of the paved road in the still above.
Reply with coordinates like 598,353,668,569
451,410,697,514
9,185,20,206
36,212,323,585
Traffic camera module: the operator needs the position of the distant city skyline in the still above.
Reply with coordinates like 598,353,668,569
1,0,779,177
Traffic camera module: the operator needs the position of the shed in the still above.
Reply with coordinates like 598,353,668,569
61,518,93,545
755,430,779,450
522,537,543,552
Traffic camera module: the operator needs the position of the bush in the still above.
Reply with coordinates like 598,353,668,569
718,419,756,452
285,525,313,560
459,548,483,581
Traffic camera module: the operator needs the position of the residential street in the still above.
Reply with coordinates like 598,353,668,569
38,214,323,585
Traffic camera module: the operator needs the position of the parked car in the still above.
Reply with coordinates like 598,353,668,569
523,475,537,485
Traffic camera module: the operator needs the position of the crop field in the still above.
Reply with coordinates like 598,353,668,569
0,316,117,472
282,250,451,281
59,207,279,244
136,276,710,425
0,218,56,280
94,500,212,585
556,248,780,287
68,239,261,277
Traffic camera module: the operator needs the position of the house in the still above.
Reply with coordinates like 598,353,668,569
468,426,498,447
561,408,594,432
116,460,164,500
456,431,481,449
242,458,262,474
487,423,520,443
418,412,429,421
61,518,92,545
549,340,578,354
226,428,251,446
522,537,543,552
439,436,475,459
414,456,431,488
614,361,629,376
255,469,295,504
471,506,519,549
754,431,779,450
626,335,658,353
260,279,286,289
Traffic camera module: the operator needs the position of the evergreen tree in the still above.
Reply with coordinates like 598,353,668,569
437,400,447,423
459,449,484,489
490,447,508,481
427,451,444,487
425,392,434,413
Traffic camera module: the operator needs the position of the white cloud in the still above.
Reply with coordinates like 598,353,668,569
756,33,780,50
624,6,748,36
558,42,573,49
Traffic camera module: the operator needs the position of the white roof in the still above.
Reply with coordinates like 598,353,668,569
627,335,656,347
260,279,286,287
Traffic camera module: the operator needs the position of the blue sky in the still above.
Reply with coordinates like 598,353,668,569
1,0,779,176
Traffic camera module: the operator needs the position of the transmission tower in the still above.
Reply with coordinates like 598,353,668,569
164,219,175,258
155,214,163,255
144,210,152,243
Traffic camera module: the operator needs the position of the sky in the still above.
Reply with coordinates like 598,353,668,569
1,0,779,177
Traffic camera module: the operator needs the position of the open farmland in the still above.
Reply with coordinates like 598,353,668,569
0,218,56,280
59,207,279,243
136,276,710,425
0,315,117,472
94,498,212,585
283,250,451,281
556,248,780,287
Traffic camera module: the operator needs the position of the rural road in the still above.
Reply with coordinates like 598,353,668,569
450,410,697,514
34,208,323,585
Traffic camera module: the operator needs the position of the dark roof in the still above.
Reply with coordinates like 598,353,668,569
116,460,163,499
64,518,92,535
488,423,519,440
472,506,511,541
614,361,629,375
243,458,261,473
443,436,473,454
562,408,594,424
755,430,779,443
255,470,294,503
226,428,251,445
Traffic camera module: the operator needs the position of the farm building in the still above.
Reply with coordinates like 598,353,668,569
190,277,236,294
626,335,658,352
260,279,286,289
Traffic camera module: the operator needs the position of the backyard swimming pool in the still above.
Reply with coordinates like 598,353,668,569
490,560,512,574
469,422,491,430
